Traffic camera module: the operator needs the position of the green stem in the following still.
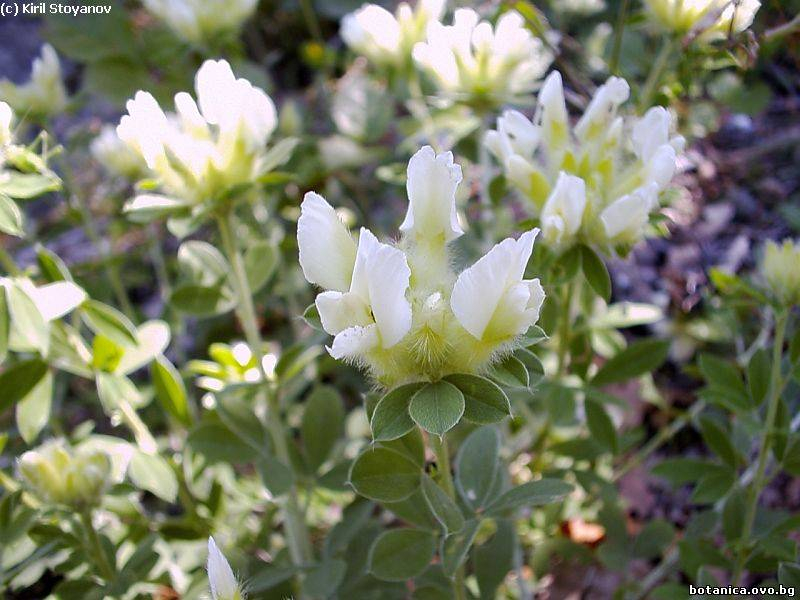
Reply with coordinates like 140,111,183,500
732,310,789,585
556,279,574,377
0,246,19,276
80,509,116,584
638,36,675,112
430,435,467,600
763,13,800,44
215,212,313,571
609,0,630,74
407,72,441,153
298,0,324,45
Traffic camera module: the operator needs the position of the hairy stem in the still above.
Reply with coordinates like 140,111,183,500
638,36,675,112
732,310,788,585
430,435,467,600
556,279,575,377
80,510,116,585
215,212,313,571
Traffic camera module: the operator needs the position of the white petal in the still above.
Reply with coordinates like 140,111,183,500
400,146,464,242
645,144,677,188
600,185,655,240
195,60,236,126
541,172,586,239
207,537,238,600
297,192,357,292
364,239,412,348
632,106,670,161
315,290,371,335
328,324,380,359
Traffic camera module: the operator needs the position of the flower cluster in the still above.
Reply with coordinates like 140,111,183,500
142,0,259,47
0,44,68,121
413,9,554,108
761,239,800,307
18,440,112,509
644,0,761,38
298,146,544,387
486,71,684,255
342,0,445,70
117,59,277,208
91,124,148,180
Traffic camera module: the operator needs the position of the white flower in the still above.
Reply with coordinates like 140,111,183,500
644,0,760,37
451,229,544,342
207,537,241,600
316,228,412,359
541,173,587,245
342,0,445,67
297,192,358,292
91,125,148,179
486,70,682,254
0,101,12,148
117,59,277,204
142,0,258,46
400,146,463,243
0,44,67,120
412,9,554,105
761,239,800,306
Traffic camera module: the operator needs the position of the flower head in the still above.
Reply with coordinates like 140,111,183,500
207,537,244,600
761,239,800,306
342,0,445,69
143,0,258,46
413,9,554,107
643,0,760,38
0,101,12,149
91,125,148,180
486,70,683,255
18,440,112,509
0,44,68,121
298,146,544,386
117,59,277,207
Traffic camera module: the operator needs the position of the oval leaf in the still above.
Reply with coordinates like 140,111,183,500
408,381,464,436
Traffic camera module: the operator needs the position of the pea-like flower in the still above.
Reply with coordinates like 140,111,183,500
298,145,544,386
207,537,244,600
486,70,684,255
91,125,148,180
117,59,277,209
643,0,760,38
761,239,800,307
342,0,445,69
18,440,112,509
0,44,68,121
142,0,258,47
412,9,554,108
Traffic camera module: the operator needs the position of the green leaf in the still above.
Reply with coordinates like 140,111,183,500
0,172,60,199
127,450,178,503
580,244,611,301
6,282,49,355
15,369,52,444
177,240,229,286
591,339,669,386
0,359,48,414
0,194,24,237
151,356,191,427
0,288,9,363
301,386,345,471
370,383,424,441
187,422,252,464
169,284,235,316
349,445,421,502
444,374,510,424
698,353,749,410
585,399,618,454
456,427,501,511
690,465,735,504
747,349,770,407
420,474,465,535
304,558,346,597
485,479,573,515
301,303,323,331
36,245,72,282
488,354,529,388
779,562,800,589
257,455,295,496
651,458,713,487
441,519,480,578
551,245,582,283
408,381,465,436
368,529,436,582
722,485,746,543
91,334,124,373
244,241,278,294
475,519,515,600
81,300,138,346
632,520,675,560
698,416,738,468
114,320,171,375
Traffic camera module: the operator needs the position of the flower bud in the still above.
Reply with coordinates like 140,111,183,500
761,239,800,306
0,44,67,121
91,125,148,180
142,0,258,46
207,537,244,600
643,0,760,38
18,440,112,509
